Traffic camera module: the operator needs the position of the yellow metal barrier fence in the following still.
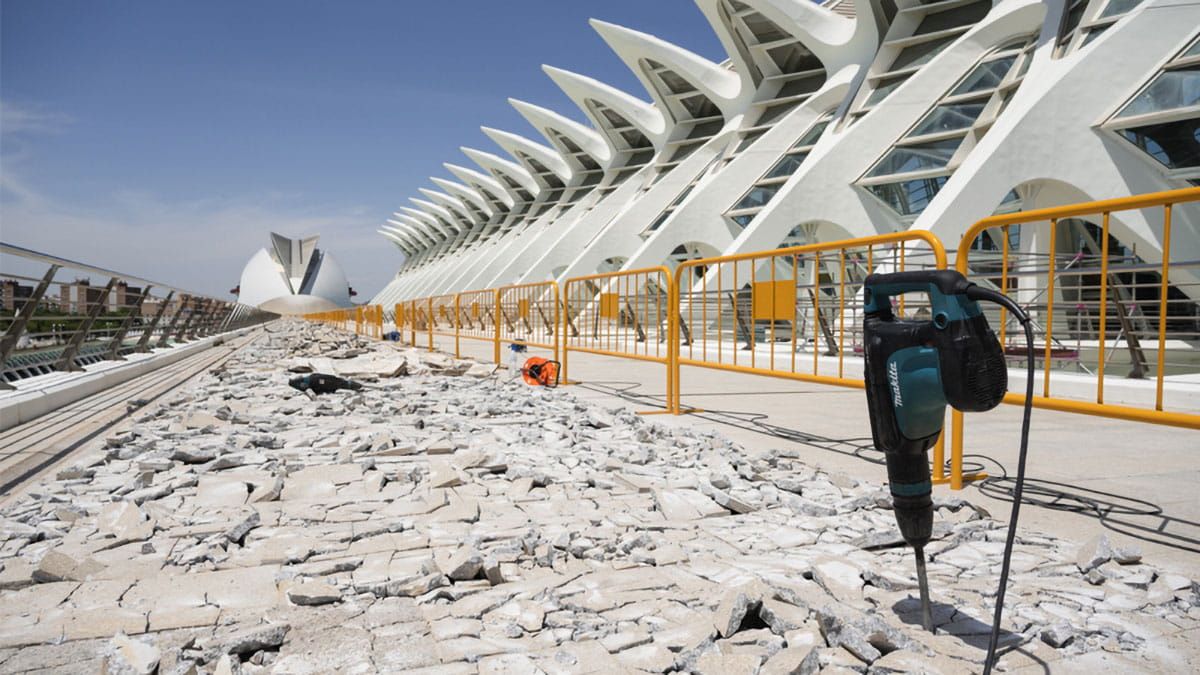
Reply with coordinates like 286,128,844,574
669,231,959,483
562,267,674,413
500,281,560,364
428,294,458,352
393,303,406,339
951,187,1200,488
456,288,502,362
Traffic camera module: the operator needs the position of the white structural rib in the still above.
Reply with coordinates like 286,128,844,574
589,19,745,120
461,147,541,199
418,188,476,224
480,127,573,187
444,163,515,209
397,208,448,242
384,218,429,248
378,229,416,255
388,216,438,247
430,177,493,217
409,198,463,236
509,98,614,171
695,0,871,82
542,65,669,152
381,223,422,251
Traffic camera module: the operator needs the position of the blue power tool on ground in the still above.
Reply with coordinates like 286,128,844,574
863,270,1011,634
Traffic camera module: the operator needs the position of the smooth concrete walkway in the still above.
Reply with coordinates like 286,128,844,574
433,334,1200,579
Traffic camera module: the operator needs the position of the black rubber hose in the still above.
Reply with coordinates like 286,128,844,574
967,287,1034,674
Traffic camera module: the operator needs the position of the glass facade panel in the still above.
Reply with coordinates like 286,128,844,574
1116,67,1200,118
671,184,695,207
734,184,781,211
646,211,671,232
865,74,911,107
1081,25,1109,47
731,213,756,228
1186,39,1200,58
1099,0,1142,18
764,153,807,179
865,176,949,216
910,102,986,136
736,130,767,153
1059,0,1087,42
742,12,789,43
620,129,651,149
1118,117,1200,169
690,119,726,138
867,138,961,177
795,119,830,147
680,94,721,119
626,149,655,166
776,73,825,99
951,56,1016,96
892,35,958,71
658,69,695,95
756,100,798,126
599,107,629,128
769,43,822,74
913,1,990,36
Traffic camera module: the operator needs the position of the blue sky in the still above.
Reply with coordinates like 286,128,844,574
1,1,724,299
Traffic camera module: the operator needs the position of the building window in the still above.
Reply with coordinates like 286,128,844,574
850,0,994,122
1059,0,1144,56
857,37,1036,221
723,112,833,229
1106,35,1200,182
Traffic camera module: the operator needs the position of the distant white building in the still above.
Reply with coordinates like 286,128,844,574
370,0,1198,309
238,233,351,314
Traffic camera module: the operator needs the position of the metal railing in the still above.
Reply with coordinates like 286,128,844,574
563,267,675,413
456,289,501,362
670,231,960,484
501,281,560,364
950,187,1200,488
1,242,275,388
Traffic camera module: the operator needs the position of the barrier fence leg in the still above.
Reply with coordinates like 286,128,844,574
427,298,434,352
492,289,501,364
454,295,462,359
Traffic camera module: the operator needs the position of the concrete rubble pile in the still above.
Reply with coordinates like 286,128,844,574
0,320,1196,674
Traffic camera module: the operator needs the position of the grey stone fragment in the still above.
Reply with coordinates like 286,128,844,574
171,447,217,464
287,581,341,606
393,572,448,597
439,548,483,581
1076,534,1114,572
108,633,161,675
224,510,261,543
714,585,763,638
1040,623,1075,648
759,645,819,675
210,622,290,657
248,476,284,503
32,550,78,583
56,466,95,480
758,599,810,635
814,608,914,666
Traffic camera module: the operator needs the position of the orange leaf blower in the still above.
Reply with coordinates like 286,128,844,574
521,357,560,388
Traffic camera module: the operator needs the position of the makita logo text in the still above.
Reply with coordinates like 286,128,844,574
888,361,902,407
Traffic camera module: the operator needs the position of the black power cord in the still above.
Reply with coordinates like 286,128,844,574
967,288,1035,674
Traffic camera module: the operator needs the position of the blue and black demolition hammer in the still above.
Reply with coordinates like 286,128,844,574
863,269,1033,672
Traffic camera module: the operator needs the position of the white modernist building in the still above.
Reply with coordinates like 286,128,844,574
372,0,1199,314
238,233,352,315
